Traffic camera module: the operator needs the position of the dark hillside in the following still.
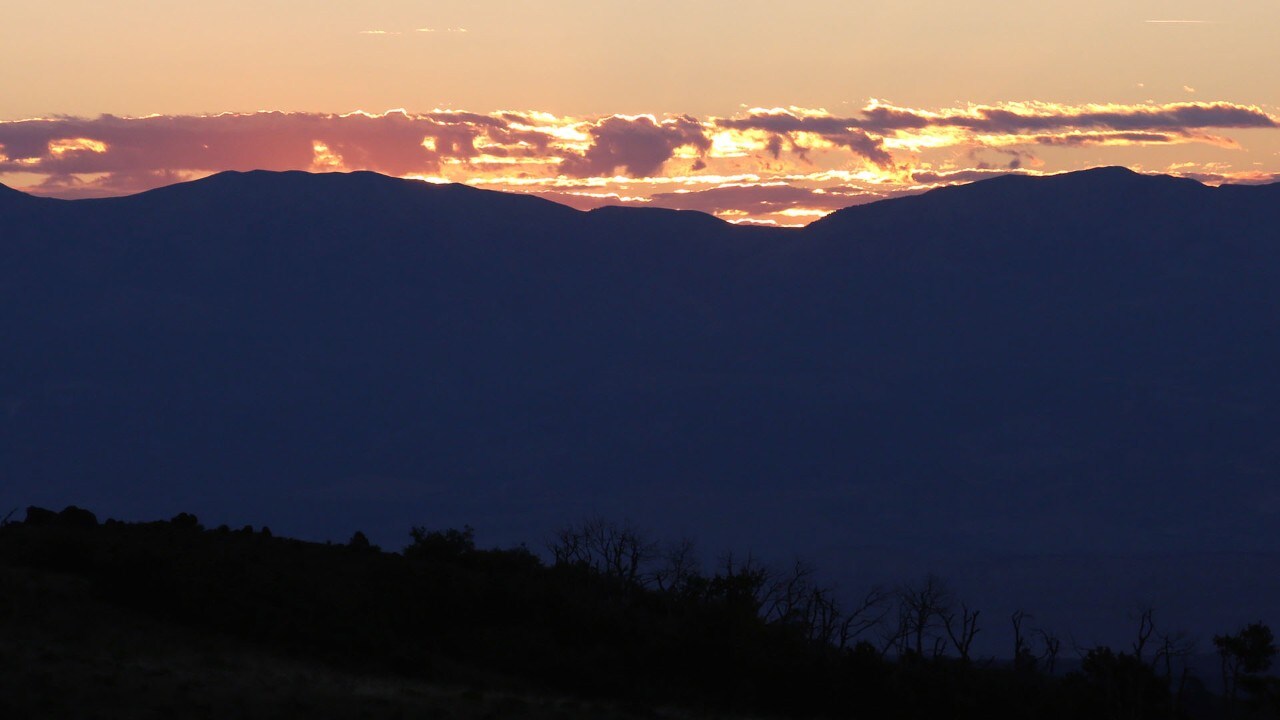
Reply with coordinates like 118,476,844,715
3,508,1240,719
2,169,1280,648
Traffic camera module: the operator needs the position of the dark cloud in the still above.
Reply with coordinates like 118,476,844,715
717,101,1276,159
1031,131,1184,146
966,147,1038,171
26,169,198,199
833,130,894,167
910,169,1032,185
0,111,508,179
717,114,855,135
1167,170,1280,186
765,134,784,159
717,115,894,166
560,115,710,178
647,184,865,214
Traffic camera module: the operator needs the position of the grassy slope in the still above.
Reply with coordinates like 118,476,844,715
0,561,749,720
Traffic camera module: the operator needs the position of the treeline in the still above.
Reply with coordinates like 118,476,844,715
1,506,1276,719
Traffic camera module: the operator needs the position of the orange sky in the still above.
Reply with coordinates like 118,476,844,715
2,1,1278,224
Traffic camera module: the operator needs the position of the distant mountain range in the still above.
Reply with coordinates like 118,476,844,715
4,168,1280,648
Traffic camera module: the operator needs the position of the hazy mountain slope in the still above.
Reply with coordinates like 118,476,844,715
3,168,1279,647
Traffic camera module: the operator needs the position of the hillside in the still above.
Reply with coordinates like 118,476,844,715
2,168,1280,649
1,507,1242,719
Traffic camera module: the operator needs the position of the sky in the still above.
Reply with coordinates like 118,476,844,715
2,0,1278,225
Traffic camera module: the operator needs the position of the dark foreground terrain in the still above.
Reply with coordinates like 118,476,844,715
3,507,1275,719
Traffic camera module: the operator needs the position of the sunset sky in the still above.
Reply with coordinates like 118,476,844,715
3,0,1278,225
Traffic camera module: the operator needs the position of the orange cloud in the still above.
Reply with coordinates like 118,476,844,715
1,101,1276,222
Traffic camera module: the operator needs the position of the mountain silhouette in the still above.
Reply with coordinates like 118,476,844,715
3,168,1279,648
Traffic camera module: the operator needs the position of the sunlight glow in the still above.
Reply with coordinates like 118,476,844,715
709,129,772,158
310,141,344,171
777,207,833,218
402,173,452,184
48,138,107,156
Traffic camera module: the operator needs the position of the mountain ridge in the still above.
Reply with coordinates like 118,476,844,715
3,164,1280,650
7,166,1278,231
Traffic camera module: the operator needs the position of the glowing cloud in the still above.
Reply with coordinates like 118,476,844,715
48,137,108,156
2,100,1277,223
311,141,344,171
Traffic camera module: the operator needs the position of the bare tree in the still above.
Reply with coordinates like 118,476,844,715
708,550,775,616
1036,627,1062,675
943,602,982,662
881,598,912,656
1155,630,1197,714
838,586,892,651
1011,610,1035,671
800,584,843,645
1131,606,1156,664
897,574,952,658
548,517,658,585
652,536,700,594
761,559,823,626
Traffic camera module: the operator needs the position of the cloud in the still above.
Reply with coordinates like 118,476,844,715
1028,131,1235,147
25,169,199,200
0,110,551,180
718,101,1277,155
524,182,895,226
910,168,1031,185
645,183,873,214
559,115,710,178
1,101,1276,224
1162,169,1280,186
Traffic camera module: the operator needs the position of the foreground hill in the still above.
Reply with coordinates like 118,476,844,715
1,508,1239,719
2,168,1280,648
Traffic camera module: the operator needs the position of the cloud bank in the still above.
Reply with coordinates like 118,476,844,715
1,101,1276,225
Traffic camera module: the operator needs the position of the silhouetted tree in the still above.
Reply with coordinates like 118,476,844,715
548,518,656,585
170,512,200,531
1214,622,1276,711
1131,607,1156,664
1153,630,1196,716
943,601,981,663
406,525,475,562
1011,610,1036,672
707,550,773,617
1036,627,1062,675
895,574,951,658
23,506,59,525
652,536,700,595
1072,646,1171,720
347,530,379,552
837,586,891,651
760,558,844,643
